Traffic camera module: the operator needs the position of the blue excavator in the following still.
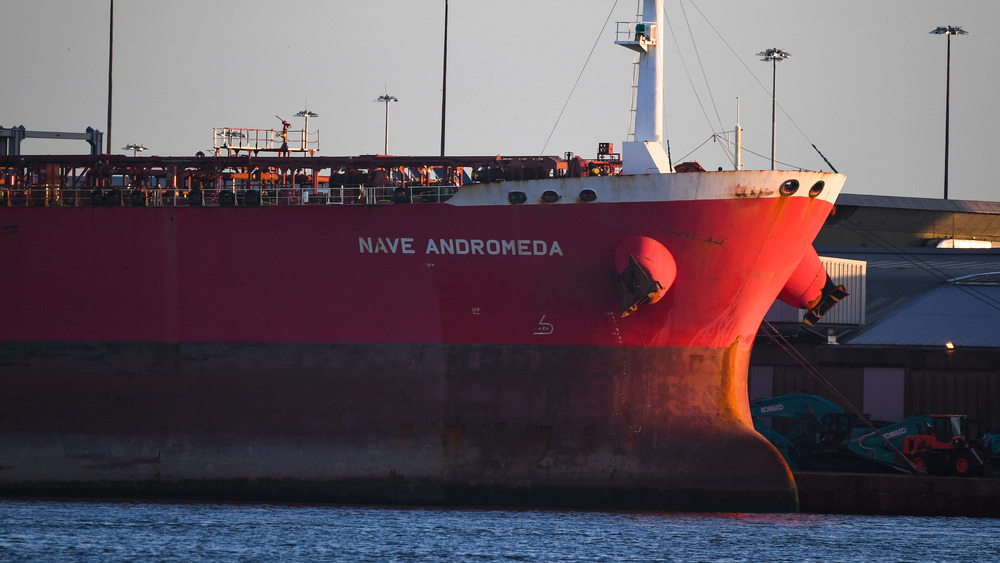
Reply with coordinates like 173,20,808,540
751,393,994,476
748,393,843,471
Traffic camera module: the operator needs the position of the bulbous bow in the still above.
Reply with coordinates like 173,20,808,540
777,246,849,326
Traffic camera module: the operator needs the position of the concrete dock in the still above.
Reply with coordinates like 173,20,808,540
795,472,1000,517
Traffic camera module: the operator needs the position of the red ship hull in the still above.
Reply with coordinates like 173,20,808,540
0,168,843,511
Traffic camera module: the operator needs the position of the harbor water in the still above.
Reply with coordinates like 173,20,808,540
1,499,998,561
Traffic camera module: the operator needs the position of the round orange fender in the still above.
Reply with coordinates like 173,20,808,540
614,236,677,307
777,246,826,309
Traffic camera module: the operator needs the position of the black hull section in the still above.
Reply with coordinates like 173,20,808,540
0,479,794,513
0,341,796,512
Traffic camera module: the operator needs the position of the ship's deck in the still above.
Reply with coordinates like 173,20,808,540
0,153,622,208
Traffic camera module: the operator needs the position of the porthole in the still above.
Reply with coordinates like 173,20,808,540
580,189,597,202
541,190,561,203
808,180,825,198
508,191,527,205
779,179,800,196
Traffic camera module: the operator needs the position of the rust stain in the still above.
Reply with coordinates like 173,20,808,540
581,424,596,449
623,433,636,452
717,339,748,424
442,423,464,456
733,180,777,199
524,424,552,462
618,402,635,454
522,424,553,462
397,423,414,448
665,229,726,246
686,354,705,372
733,183,776,198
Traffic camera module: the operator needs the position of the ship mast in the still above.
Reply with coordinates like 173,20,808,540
735,98,743,170
633,0,662,146
616,0,672,175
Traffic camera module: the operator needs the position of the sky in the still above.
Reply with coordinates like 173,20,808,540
3,0,999,201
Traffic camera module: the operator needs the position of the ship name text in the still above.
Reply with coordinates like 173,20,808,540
359,237,564,256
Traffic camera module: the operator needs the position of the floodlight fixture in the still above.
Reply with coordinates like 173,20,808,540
757,48,792,63
757,48,791,170
123,143,147,157
930,26,968,36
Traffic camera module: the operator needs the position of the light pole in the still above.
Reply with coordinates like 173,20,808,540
931,26,968,200
757,48,791,170
294,109,319,152
107,0,114,154
377,94,398,155
440,0,448,157
122,144,147,157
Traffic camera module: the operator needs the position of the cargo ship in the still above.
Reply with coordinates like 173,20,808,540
0,1,845,511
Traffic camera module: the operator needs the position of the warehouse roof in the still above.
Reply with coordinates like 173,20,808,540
818,193,1000,248
816,246,1000,347
844,283,1000,347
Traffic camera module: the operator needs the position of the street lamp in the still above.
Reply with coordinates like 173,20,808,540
757,48,791,170
107,0,114,154
440,0,449,157
122,143,147,157
294,109,319,152
930,26,968,200
376,94,398,155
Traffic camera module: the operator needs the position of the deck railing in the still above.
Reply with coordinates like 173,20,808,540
213,127,320,156
0,183,458,208
0,152,619,208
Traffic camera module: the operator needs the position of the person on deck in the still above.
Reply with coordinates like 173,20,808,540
634,23,646,41
278,120,290,156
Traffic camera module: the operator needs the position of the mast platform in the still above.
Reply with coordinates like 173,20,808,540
214,127,320,157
